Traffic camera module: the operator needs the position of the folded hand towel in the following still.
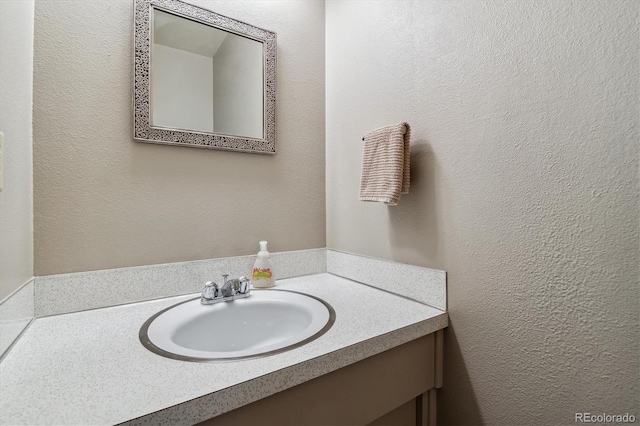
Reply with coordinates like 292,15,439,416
359,122,411,206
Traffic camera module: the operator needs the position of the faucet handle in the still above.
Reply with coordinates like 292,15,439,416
238,276,250,295
201,281,219,300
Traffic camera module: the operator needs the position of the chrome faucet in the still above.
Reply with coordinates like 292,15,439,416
201,274,251,305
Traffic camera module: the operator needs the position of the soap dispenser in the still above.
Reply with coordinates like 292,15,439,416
251,241,275,288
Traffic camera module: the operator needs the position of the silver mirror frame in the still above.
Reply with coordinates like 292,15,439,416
133,0,276,154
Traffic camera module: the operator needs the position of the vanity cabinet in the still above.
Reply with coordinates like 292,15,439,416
198,330,444,426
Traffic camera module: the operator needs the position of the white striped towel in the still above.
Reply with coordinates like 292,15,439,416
359,122,411,206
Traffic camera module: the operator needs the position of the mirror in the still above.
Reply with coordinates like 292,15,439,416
151,9,265,139
134,0,276,154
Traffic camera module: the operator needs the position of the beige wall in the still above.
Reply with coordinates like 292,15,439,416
33,0,325,276
0,0,35,300
326,1,638,424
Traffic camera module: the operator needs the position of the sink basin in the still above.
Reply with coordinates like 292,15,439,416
140,289,335,361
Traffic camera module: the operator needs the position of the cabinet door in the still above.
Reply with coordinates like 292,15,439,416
368,400,416,426
198,334,436,426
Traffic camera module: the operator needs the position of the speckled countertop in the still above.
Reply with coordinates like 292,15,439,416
0,273,447,426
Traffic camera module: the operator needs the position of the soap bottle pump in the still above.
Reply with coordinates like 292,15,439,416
251,241,275,288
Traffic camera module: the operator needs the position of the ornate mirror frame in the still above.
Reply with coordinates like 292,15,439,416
133,0,277,154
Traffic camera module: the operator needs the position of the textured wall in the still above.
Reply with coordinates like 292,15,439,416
326,1,639,424
0,0,35,300
33,0,325,275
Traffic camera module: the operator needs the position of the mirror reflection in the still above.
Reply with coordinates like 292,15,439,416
151,8,265,139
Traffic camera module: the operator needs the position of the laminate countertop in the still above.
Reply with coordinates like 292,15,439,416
0,273,447,425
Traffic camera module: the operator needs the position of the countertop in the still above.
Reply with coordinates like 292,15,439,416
0,273,447,425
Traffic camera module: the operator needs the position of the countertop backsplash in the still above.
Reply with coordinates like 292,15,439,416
0,248,446,360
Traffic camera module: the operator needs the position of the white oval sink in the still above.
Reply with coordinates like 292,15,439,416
140,289,335,361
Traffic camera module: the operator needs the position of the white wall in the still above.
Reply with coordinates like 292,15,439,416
0,0,35,300
151,44,214,133
213,33,264,139
326,0,639,424
33,0,325,276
